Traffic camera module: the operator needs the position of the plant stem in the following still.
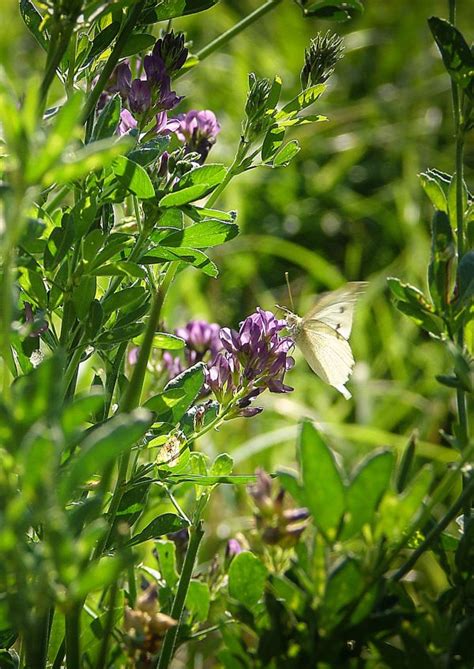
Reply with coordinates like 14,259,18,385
81,1,146,125
95,579,119,669
205,139,249,208
40,20,76,110
65,605,81,669
392,473,474,581
156,521,205,669
93,263,177,561
175,0,283,80
448,0,470,525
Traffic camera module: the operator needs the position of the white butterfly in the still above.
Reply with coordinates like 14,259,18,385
282,282,367,400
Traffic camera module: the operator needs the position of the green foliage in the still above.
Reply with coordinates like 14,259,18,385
0,0,473,667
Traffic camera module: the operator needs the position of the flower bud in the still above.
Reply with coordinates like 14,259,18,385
300,32,344,89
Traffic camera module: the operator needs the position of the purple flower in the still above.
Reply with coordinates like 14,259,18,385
152,32,188,74
169,110,221,162
225,538,243,561
144,53,167,86
162,351,184,380
157,76,183,111
129,79,152,115
206,308,294,417
176,320,222,365
118,109,137,135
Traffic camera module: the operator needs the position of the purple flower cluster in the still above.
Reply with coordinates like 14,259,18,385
206,309,294,417
168,110,221,163
163,319,222,379
248,469,310,547
110,32,186,135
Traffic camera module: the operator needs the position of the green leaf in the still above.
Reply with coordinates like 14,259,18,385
210,453,233,477
186,580,210,622
12,353,63,427
155,539,179,588
228,551,267,608
387,277,445,337
128,136,170,166
296,0,364,21
457,251,474,304
85,22,120,65
73,556,126,600
341,450,394,540
20,0,49,51
72,276,96,321
127,513,189,547
43,137,132,185
145,363,205,423
298,420,345,541
272,140,301,167
102,286,147,314
261,125,286,162
142,246,218,277
92,95,121,141
152,333,186,350
320,558,365,629
428,211,455,311
59,409,153,502
429,17,474,96
280,84,326,115
159,220,239,249
61,391,105,439
121,33,156,58
95,322,146,346
141,0,218,22
419,172,448,212
27,93,83,183
112,156,155,199
377,465,433,542
159,164,226,207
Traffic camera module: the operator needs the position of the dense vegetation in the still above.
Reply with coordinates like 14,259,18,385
0,0,472,667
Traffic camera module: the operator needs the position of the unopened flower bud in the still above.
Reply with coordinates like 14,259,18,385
301,32,344,89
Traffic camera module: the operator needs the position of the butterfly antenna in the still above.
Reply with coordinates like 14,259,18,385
285,272,295,312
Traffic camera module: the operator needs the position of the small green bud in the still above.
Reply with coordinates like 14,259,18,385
301,32,344,89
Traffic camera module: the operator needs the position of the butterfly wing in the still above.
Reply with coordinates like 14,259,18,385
303,281,367,340
295,323,355,399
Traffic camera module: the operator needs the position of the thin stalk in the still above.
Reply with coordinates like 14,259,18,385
392,473,474,582
65,605,81,669
95,579,119,669
174,0,284,80
40,20,76,110
156,522,205,669
205,140,249,208
81,1,146,125
93,262,178,560
448,0,470,525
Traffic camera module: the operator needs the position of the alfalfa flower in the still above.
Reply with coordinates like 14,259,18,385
206,308,294,417
170,110,221,162
248,469,310,547
152,31,188,74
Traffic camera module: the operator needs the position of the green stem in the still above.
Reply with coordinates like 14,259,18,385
392,473,474,582
95,579,119,669
156,521,205,669
40,20,75,110
93,263,177,560
81,1,146,125
449,0,470,525
174,0,283,80
205,140,249,208
65,605,81,669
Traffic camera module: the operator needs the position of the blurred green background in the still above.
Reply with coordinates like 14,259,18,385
2,0,472,535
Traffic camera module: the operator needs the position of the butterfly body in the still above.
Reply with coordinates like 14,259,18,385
283,282,367,399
